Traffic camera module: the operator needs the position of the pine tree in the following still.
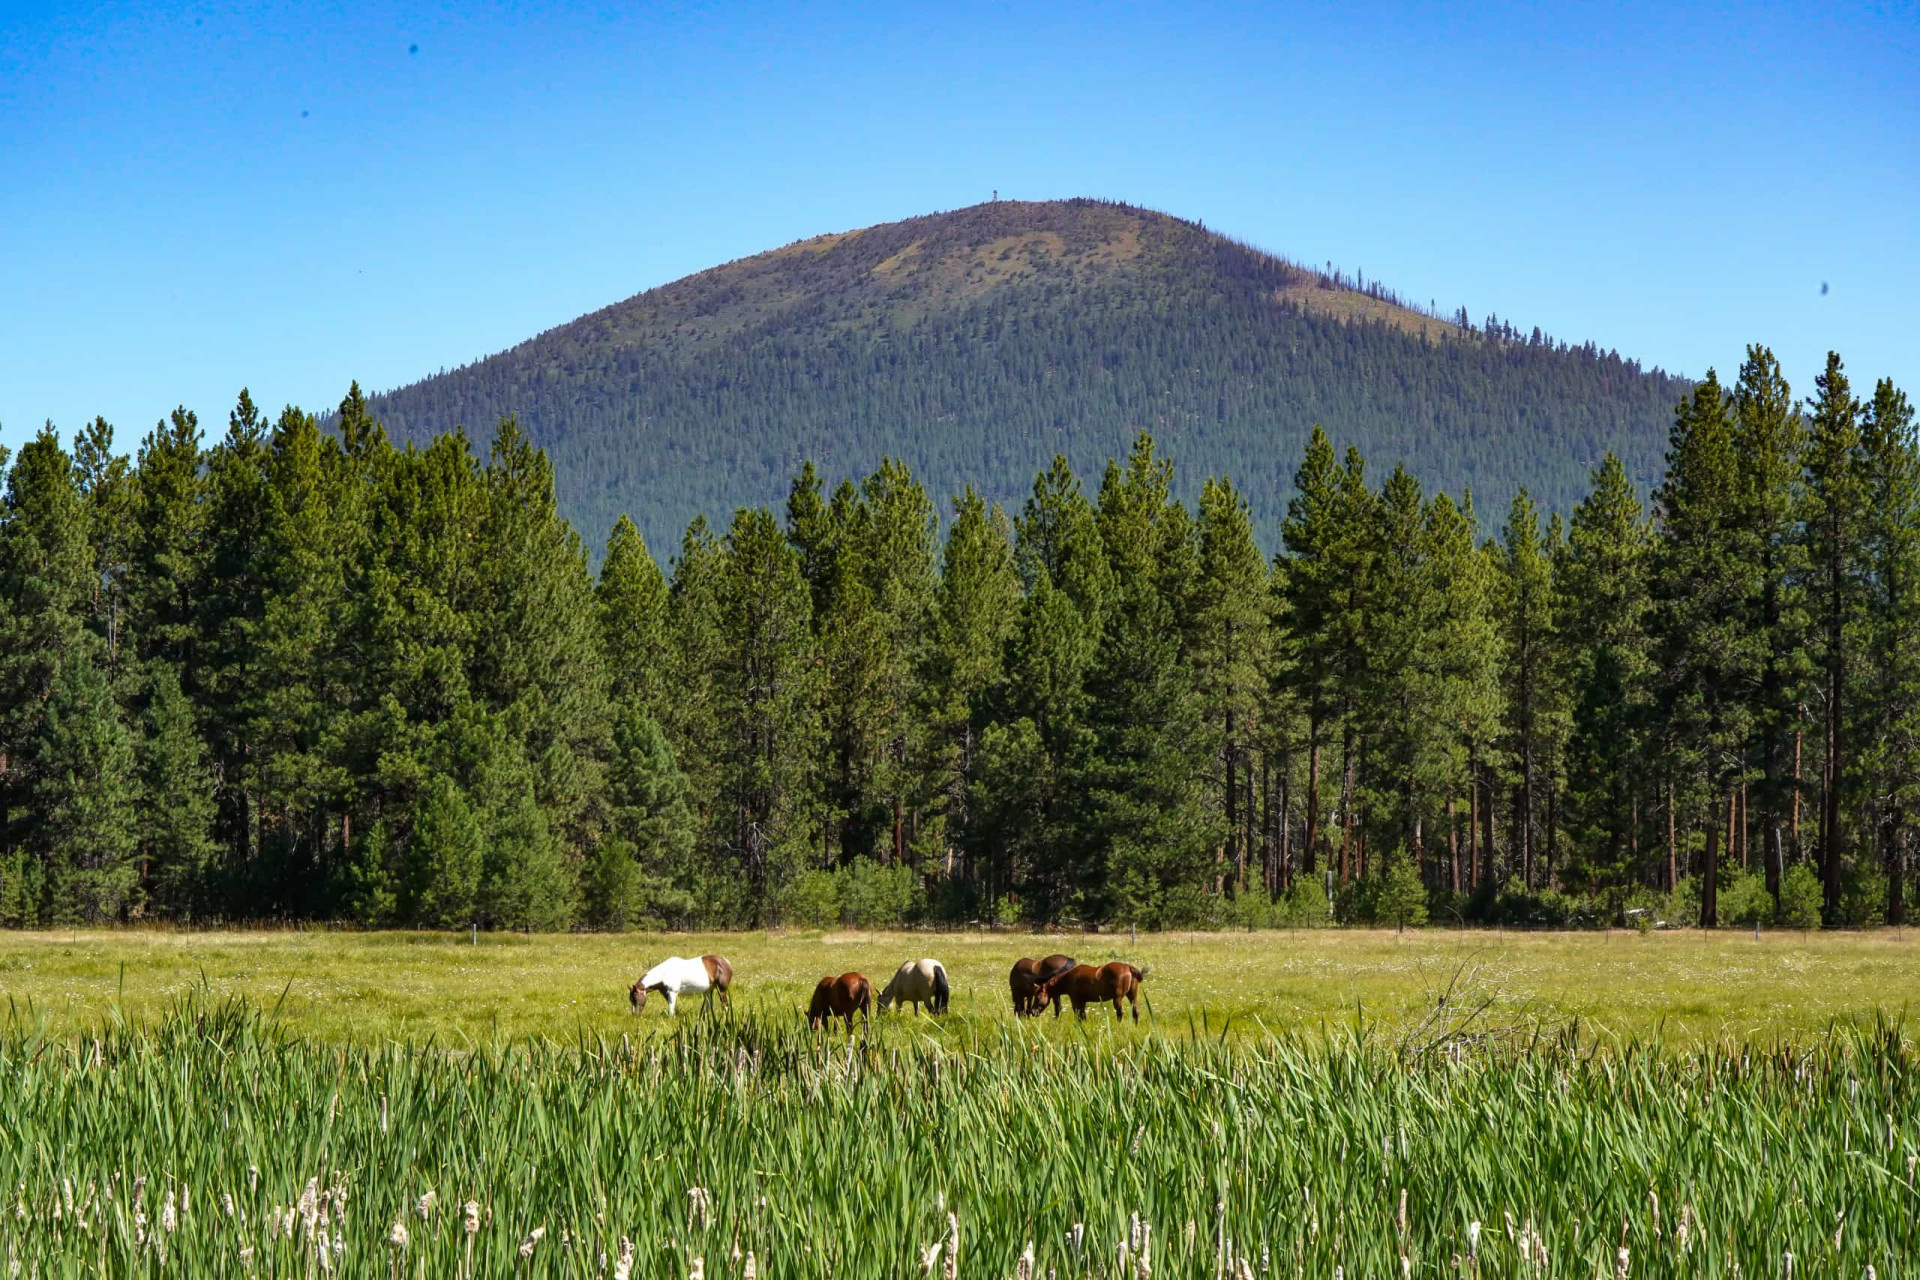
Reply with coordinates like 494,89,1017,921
1280,433,1377,882
855,458,936,868
920,488,1021,893
1278,426,1343,875
1083,435,1217,920
128,407,207,672
471,417,609,875
597,514,671,718
197,390,275,895
141,663,218,917
715,506,820,923
591,706,697,928
1732,346,1806,900
663,516,728,831
1016,454,1111,626
1557,455,1654,885
1498,489,1556,889
0,427,95,877
1655,374,1760,925
1423,491,1505,895
1366,464,1436,869
1192,475,1271,892
33,653,140,923
482,785,575,931
1856,377,1917,924
1802,353,1865,921
975,574,1097,921
249,405,350,914
405,775,485,929
73,417,134,676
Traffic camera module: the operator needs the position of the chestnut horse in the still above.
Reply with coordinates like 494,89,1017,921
629,955,732,1015
807,972,871,1033
1008,954,1076,1017
1041,961,1148,1022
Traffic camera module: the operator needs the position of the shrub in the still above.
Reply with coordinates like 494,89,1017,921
1716,868,1775,928
1276,873,1333,927
779,869,840,929
1159,883,1223,930
1776,863,1823,930
835,858,922,928
1376,854,1429,931
1836,862,1887,927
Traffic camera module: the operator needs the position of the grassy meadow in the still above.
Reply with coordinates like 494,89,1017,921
0,925,1915,1045
1,929,1918,1275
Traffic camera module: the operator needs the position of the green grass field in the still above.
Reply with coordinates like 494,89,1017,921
2,929,1917,1275
1,926,1915,1045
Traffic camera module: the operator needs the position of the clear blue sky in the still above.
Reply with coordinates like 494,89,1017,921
4,0,1916,458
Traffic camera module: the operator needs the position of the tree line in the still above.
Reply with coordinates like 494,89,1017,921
0,344,1912,931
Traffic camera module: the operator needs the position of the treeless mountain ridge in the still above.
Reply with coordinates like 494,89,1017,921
365,198,1688,554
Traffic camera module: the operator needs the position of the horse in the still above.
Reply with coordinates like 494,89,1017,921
1040,961,1148,1022
807,972,872,1033
629,955,733,1015
1008,954,1076,1017
877,958,950,1015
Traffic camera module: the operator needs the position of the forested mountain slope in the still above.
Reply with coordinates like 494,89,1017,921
366,198,1690,548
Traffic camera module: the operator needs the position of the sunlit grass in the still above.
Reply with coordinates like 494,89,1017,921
0,926,1914,1045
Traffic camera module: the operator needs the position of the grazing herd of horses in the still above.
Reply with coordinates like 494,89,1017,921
628,952,1149,1030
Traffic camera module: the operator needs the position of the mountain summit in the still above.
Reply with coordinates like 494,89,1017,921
366,198,1687,550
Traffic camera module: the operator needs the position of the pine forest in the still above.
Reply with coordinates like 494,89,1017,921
1,346,1915,933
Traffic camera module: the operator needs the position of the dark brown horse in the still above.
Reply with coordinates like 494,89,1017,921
1041,961,1148,1022
1008,954,1076,1017
807,972,871,1033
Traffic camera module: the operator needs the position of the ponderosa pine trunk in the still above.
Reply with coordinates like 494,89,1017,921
1447,796,1460,894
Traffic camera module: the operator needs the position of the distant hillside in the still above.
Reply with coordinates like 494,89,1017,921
366,198,1690,553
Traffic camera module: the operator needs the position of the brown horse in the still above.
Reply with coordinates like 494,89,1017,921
1041,961,1148,1022
1008,954,1076,1017
807,972,871,1033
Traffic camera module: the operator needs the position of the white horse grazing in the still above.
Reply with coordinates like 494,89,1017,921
629,955,733,1015
877,958,950,1015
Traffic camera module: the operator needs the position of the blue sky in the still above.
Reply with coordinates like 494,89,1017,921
3,0,1916,457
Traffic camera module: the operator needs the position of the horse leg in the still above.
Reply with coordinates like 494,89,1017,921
1130,990,1140,1023
666,989,678,1016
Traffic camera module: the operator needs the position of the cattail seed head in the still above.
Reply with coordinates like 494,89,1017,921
464,1201,480,1235
387,1219,408,1251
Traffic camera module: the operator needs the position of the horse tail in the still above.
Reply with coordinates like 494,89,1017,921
1132,964,1149,982
932,963,950,1014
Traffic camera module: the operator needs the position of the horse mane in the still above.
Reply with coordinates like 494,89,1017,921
1036,958,1077,993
